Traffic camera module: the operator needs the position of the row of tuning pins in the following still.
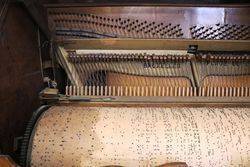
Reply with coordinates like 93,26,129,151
55,29,112,39
53,18,118,38
68,52,248,62
198,54,250,70
51,12,249,40
52,12,125,37
125,22,183,38
68,53,191,63
190,23,250,40
197,53,250,62
51,12,183,38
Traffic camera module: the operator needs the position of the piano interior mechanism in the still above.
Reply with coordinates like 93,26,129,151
19,3,250,167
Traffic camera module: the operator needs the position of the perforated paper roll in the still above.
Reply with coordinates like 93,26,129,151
28,106,250,167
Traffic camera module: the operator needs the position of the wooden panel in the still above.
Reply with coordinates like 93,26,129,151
0,4,43,158
47,6,250,40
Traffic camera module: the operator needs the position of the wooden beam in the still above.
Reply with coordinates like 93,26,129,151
44,3,250,8
58,38,250,51
56,46,82,86
21,0,51,39
58,96,250,107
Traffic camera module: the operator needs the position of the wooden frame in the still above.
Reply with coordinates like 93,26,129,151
59,39,250,52
56,96,250,107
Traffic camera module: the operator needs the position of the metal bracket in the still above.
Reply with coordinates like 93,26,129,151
14,136,23,152
187,45,198,54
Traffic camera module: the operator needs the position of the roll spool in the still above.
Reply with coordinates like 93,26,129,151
22,106,250,167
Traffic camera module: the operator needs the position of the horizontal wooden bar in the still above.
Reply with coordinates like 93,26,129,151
58,39,250,51
45,3,250,8
57,96,250,108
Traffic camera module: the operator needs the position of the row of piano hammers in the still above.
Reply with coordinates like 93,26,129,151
63,52,250,97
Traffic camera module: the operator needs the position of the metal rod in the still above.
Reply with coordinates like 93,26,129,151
37,27,44,80
50,40,56,81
